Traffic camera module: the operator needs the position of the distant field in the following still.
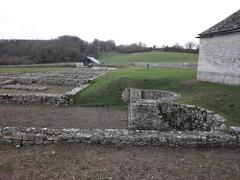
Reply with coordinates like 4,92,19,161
75,67,240,126
0,67,65,74
99,51,198,65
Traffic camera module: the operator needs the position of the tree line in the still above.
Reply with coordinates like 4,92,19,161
0,36,99,65
0,35,198,65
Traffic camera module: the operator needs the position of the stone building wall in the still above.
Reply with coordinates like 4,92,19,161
197,32,240,85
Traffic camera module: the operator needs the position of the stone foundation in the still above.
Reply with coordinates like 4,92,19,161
0,84,47,91
0,93,70,105
0,75,92,86
0,84,89,105
0,87,239,148
125,88,226,132
0,67,107,105
0,127,239,148
121,88,181,103
129,100,225,131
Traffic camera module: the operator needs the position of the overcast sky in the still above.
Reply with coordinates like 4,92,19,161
0,0,239,47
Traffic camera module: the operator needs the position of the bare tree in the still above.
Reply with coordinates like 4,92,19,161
185,41,195,49
173,42,183,49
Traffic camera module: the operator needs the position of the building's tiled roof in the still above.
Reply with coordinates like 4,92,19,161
199,9,240,37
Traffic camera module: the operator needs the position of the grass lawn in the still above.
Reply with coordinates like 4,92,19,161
99,51,198,65
75,67,240,126
0,67,65,74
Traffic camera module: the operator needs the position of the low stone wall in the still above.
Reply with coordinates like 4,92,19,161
0,84,89,105
0,93,71,105
121,88,181,103
0,76,91,86
0,127,239,148
0,79,15,86
129,100,226,131
0,84,47,91
0,86,238,148
0,67,107,105
131,62,198,69
0,62,77,68
0,68,106,87
125,88,226,132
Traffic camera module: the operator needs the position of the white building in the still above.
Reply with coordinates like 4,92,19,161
197,9,240,85
82,56,100,67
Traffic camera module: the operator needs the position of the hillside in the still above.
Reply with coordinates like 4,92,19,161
99,51,198,65
75,67,240,126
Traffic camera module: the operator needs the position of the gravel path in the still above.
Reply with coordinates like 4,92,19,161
0,104,127,129
0,144,239,180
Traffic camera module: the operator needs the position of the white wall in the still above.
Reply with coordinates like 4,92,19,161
197,32,240,85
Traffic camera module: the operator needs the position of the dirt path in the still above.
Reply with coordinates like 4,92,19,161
0,104,127,129
0,144,239,180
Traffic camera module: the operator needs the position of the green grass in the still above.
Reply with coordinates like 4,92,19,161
99,51,198,65
75,67,240,126
0,67,66,74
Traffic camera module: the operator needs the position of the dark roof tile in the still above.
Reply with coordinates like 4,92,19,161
199,9,240,37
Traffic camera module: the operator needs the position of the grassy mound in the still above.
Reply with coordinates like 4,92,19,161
75,67,240,126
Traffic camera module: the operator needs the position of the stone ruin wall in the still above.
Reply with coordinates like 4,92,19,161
122,88,239,147
129,100,225,132
125,88,226,132
0,68,106,105
0,84,48,91
0,93,71,105
197,32,240,85
0,127,239,148
121,88,181,103
0,73,94,86
121,88,227,132
0,84,89,105
0,87,239,148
